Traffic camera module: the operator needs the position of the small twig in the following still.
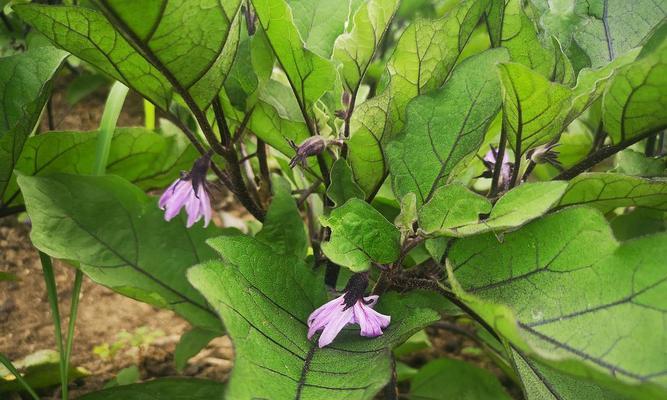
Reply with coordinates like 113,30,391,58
555,126,667,180
297,179,323,208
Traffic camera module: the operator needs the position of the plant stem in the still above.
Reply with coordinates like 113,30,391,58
489,121,508,197
63,271,82,386
39,251,68,399
93,82,129,176
256,138,271,194
554,126,667,180
0,353,40,400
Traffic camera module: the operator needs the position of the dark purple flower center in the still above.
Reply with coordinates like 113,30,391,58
342,272,369,310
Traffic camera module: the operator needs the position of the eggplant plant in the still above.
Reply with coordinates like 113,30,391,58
0,0,666,399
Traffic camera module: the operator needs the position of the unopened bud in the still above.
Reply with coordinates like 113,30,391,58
288,136,344,168
527,143,561,166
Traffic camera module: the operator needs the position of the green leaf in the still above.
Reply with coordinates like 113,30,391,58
0,47,67,204
613,149,666,177
386,48,509,205
2,128,197,209
409,358,512,400
333,0,400,92
78,378,224,400
386,0,490,119
499,62,572,155
500,0,557,78
327,159,366,207
418,184,492,235
425,182,567,237
448,207,667,399
610,208,666,241
174,328,220,372
321,198,400,272
97,0,242,109
252,0,336,108
18,174,223,331
508,346,627,400
188,234,439,399
224,26,274,111
602,25,667,144
288,0,357,58
556,173,667,213
256,176,308,259
347,91,394,195
573,0,665,68
17,2,241,110
347,0,489,196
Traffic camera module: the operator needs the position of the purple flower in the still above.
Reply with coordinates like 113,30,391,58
159,154,212,228
480,145,513,190
307,273,391,348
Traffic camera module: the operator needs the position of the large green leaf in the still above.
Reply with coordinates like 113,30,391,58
602,24,667,144
288,0,357,59
497,50,639,156
499,62,572,155
320,198,400,272
0,47,67,205
347,0,490,196
385,0,490,120
556,173,667,213
77,378,224,400
386,48,508,205
418,181,567,237
188,234,439,400
500,0,564,79
573,0,666,68
508,346,627,400
2,128,197,209
409,358,512,400
348,91,394,195
17,2,241,110
18,174,223,331
252,0,336,109
448,207,667,399
333,0,400,92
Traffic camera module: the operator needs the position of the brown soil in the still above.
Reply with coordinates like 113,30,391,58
2,74,234,399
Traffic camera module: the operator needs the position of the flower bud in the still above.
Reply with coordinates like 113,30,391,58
288,136,344,168
527,143,561,167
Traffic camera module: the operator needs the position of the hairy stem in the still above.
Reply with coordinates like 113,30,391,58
554,126,667,180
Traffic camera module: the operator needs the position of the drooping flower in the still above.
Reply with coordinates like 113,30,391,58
480,145,513,190
526,142,561,168
159,154,213,228
307,273,391,348
288,136,343,168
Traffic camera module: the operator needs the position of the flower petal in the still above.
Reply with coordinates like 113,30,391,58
199,186,212,227
318,306,354,348
307,295,345,339
353,301,390,338
186,190,201,227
